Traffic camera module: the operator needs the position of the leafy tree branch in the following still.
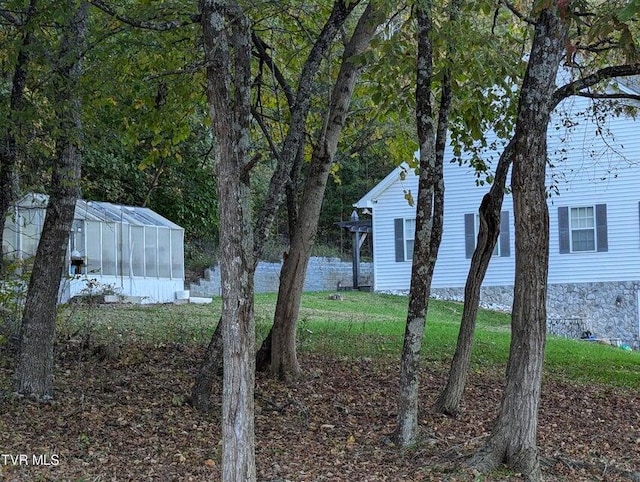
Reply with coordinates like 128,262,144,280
552,63,640,107
89,0,198,31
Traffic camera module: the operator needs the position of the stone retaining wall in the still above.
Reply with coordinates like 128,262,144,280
432,281,640,349
190,257,373,297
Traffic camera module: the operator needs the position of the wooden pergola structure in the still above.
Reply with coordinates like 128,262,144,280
336,210,372,290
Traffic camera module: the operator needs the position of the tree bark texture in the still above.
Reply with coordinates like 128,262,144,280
269,1,383,381
469,5,568,480
435,139,514,416
200,1,256,480
0,0,37,270
285,143,305,238
14,0,87,400
194,0,359,391
396,0,442,447
189,318,222,411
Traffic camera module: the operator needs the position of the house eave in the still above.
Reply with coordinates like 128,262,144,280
353,161,412,210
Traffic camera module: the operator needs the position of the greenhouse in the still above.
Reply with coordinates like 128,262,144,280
2,193,185,303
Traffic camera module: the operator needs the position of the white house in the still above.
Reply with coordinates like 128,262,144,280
2,194,185,303
355,92,640,348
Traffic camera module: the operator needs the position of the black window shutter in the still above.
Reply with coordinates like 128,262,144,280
558,207,570,254
394,218,405,262
500,211,510,257
596,204,608,252
464,213,475,259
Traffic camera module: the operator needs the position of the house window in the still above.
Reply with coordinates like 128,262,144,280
404,218,415,261
570,207,595,252
464,211,511,259
394,218,415,262
558,204,608,254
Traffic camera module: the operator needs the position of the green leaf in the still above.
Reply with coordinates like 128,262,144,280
403,189,414,207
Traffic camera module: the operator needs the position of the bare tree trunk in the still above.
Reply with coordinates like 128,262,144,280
200,1,255,479
395,0,440,447
269,1,383,381
395,0,459,445
469,5,567,480
14,0,88,400
285,144,305,240
189,318,221,411
435,139,513,416
254,325,272,372
0,0,37,270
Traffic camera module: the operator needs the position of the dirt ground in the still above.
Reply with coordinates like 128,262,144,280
1,343,638,481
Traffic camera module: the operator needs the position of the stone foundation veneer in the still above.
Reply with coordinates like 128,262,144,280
431,281,640,349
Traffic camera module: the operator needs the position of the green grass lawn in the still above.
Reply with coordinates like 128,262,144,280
57,291,640,389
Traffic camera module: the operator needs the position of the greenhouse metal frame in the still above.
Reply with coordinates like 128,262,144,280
3,194,185,303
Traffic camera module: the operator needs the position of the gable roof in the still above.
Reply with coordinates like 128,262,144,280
354,162,413,209
16,193,183,230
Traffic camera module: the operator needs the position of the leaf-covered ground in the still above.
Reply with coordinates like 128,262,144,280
1,342,638,481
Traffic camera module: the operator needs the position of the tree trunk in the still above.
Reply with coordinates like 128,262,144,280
396,0,441,447
469,5,567,480
251,0,357,255
192,0,357,398
254,327,272,372
269,1,383,381
189,318,222,411
14,0,88,400
285,144,305,240
270,244,306,380
0,0,37,270
435,139,513,416
200,1,256,479
395,0,459,445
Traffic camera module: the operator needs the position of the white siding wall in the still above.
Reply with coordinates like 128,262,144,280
434,157,515,289
370,159,516,292
366,94,639,292
547,95,640,283
370,171,417,292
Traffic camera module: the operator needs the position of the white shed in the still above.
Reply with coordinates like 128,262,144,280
2,193,185,303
